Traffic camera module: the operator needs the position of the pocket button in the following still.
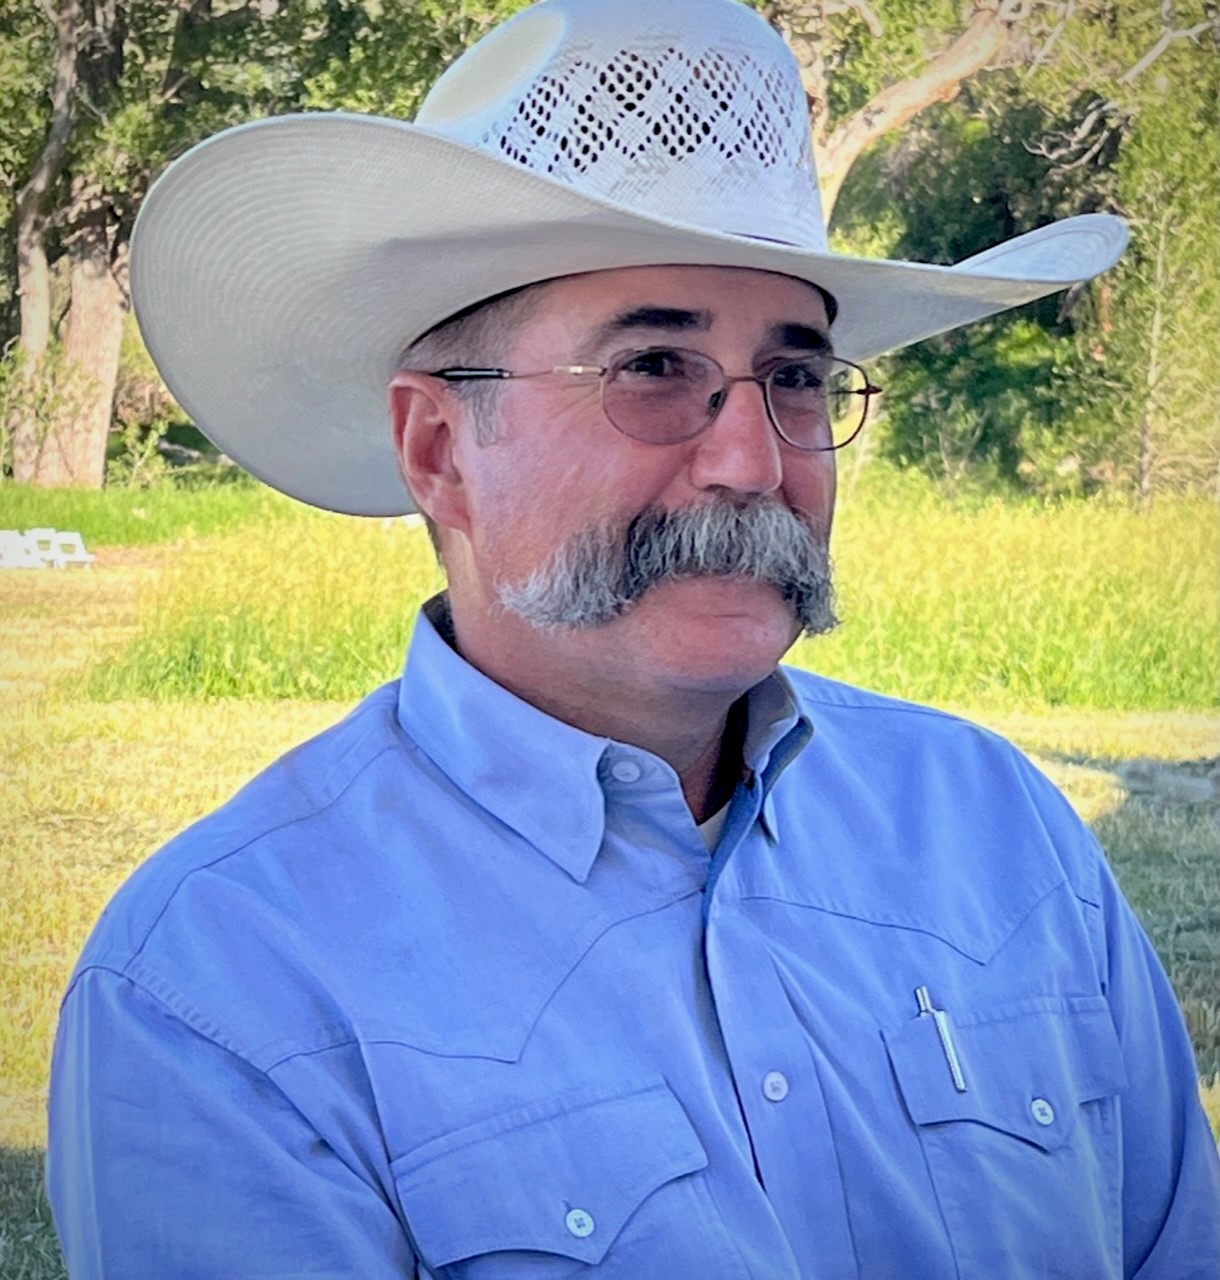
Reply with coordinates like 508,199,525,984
565,1208,596,1238
1030,1097,1055,1126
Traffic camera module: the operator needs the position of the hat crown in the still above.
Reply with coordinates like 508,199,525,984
416,0,827,248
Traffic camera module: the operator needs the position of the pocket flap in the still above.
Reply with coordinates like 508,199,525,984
392,1081,707,1268
884,996,1127,1152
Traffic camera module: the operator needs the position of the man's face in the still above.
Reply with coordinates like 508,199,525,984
426,264,838,697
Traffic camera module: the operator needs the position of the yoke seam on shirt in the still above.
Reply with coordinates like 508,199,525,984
125,739,402,963
254,889,704,1070
736,877,1067,964
787,678,975,726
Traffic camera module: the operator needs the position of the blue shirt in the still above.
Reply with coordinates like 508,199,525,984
49,596,1220,1278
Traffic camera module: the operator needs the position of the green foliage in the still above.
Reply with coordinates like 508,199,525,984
0,1,53,317
834,77,1095,491
830,1,1220,500
0,344,73,474
1079,48,1220,498
298,0,530,117
0,478,290,546
104,417,169,489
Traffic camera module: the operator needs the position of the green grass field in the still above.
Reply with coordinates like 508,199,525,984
0,478,1217,1278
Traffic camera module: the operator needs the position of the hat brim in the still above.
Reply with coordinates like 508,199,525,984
132,113,1127,516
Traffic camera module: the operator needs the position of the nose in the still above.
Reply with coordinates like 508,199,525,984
687,376,784,496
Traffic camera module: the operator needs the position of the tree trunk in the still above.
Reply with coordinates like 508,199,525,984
9,0,81,482
1137,215,1169,511
9,226,53,483
771,1,1028,223
817,3,1021,219
34,206,128,488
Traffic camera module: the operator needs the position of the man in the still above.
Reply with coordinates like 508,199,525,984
48,0,1219,1276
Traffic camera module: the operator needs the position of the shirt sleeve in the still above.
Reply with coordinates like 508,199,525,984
1095,853,1220,1277
47,966,418,1279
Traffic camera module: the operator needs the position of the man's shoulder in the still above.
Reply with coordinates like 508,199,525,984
782,666,1053,764
785,664,975,723
777,665,1102,901
73,681,407,975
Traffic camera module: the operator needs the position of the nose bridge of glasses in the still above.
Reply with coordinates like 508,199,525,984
703,372,791,453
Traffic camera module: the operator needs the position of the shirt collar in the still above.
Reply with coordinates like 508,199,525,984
741,664,814,840
398,595,813,878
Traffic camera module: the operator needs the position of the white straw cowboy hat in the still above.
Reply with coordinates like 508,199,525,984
131,0,1127,517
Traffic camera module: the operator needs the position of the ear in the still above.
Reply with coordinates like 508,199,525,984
390,372,471,538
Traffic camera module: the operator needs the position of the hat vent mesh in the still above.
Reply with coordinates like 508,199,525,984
482,38,814,218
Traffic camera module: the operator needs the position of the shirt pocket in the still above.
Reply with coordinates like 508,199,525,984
884,995,1128,1279
391,1080,742,1279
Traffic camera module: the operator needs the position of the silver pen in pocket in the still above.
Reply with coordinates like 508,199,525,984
915,985,968,1093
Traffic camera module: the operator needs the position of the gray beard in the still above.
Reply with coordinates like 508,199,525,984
497,496,839,635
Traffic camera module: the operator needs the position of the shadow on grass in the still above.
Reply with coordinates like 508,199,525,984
0,1148,65,1280
1050,752,1220,1081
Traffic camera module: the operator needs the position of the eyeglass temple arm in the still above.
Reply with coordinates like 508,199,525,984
430,365,606,382
429,368,512,381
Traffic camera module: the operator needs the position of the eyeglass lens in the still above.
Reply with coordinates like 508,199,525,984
602,347,870,450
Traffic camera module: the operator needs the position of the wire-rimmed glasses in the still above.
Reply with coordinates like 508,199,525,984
428,346,881,451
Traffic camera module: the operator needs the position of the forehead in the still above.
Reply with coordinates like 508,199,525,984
518,264,831,350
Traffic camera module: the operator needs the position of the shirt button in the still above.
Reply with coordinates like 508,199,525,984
1030,1097,1055,1126
762,1071,790,1102
565,1208,595,1238
610,759,642,783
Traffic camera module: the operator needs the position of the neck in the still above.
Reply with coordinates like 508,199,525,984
439,596,749,823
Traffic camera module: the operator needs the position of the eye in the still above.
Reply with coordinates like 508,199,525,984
617,348,694,380
768,358,827,392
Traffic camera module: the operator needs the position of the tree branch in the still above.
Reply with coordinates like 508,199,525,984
15,1,81,241
1120,19,1212,84
826,0,883,38
1027,0,1075,73
817,2,1029,216
1027,14,1214,174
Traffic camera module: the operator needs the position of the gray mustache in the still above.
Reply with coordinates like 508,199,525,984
498,497,838,635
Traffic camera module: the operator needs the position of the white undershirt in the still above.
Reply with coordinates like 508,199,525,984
697,802,730,851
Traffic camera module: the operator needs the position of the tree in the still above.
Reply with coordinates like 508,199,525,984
2,0,528,490
760,0,1039,220
1036,2,1220,503
826,0,1219,500
10,0,1192,493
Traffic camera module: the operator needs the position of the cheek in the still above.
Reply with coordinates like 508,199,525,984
783,454,837,533
465,447,619,570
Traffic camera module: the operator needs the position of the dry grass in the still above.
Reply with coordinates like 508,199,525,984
1,696,344,1149
0,547,156,704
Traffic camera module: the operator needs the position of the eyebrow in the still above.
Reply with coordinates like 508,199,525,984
767,322,832,354
580,306,832,358
582,306,712,354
